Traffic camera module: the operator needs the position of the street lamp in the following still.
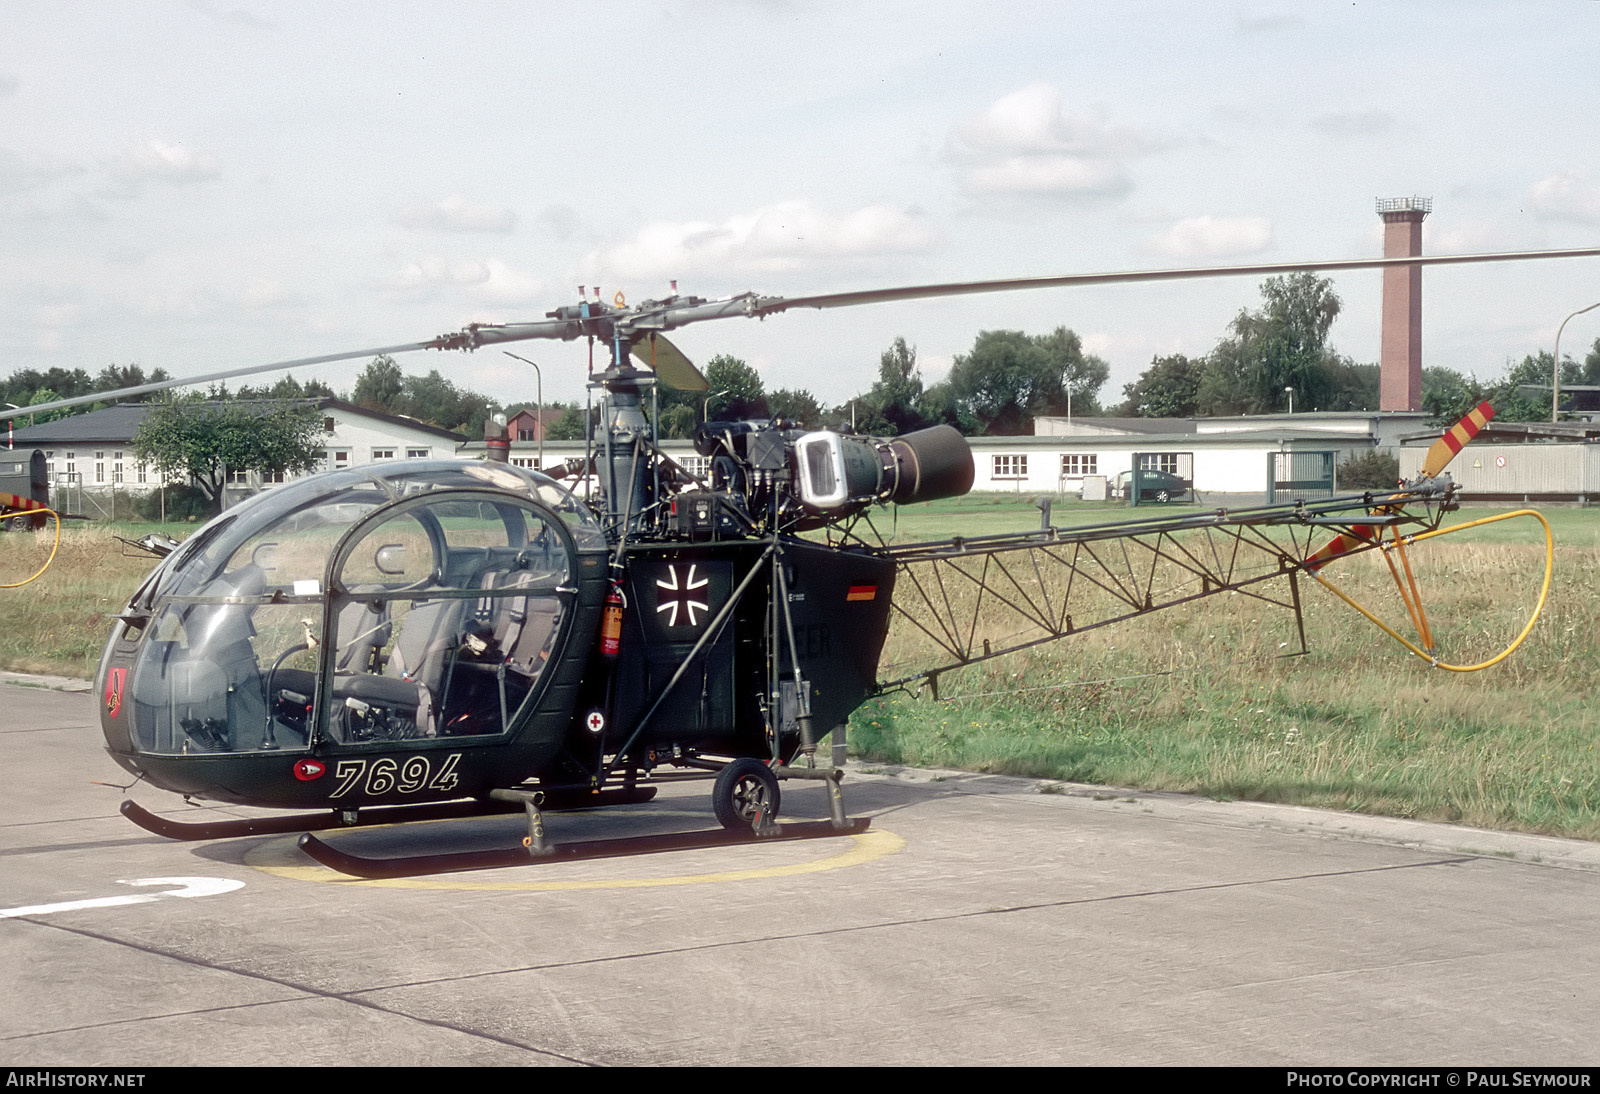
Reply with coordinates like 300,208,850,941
703,388,730,423
1285,386,1295,415
501,352,543,469
1552,301,1600,422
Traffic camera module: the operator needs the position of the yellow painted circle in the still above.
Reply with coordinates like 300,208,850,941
243,820,903,891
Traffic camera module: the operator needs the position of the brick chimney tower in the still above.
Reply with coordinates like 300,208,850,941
1377,196,1431,411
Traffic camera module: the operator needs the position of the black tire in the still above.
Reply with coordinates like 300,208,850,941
1155,490,1170,503
712,759,780,830
5,515,30,532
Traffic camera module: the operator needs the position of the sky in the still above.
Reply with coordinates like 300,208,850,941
5,0,1600,416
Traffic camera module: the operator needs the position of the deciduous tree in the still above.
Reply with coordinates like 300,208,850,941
133,398,324,514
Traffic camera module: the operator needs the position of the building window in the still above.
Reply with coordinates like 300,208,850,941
136,461,148,485
1061,454,1097,477
993,454,1028,479
678,455,710,481
511,456,535,469
262,469,286,484
372,448,395,461
406,447,429,459
324,417,336,433
1139,453,1180,474
226,468,250,485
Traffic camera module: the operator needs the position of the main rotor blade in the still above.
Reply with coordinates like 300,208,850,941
629,333,710,391
19,244,1597,421
750,246,1600,316
14,339,442,418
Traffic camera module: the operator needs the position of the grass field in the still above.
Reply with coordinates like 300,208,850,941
2,497,1594,838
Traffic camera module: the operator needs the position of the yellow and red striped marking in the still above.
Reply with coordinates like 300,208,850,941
846,585,877,602
0,491,45,512
1305,525,1377,572
1421,400,1494,479
1304,401,1495,573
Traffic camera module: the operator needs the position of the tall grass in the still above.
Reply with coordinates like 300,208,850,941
0,524,164,676
855,501,1600,838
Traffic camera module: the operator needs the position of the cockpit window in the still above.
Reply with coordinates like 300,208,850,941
120,461,598,759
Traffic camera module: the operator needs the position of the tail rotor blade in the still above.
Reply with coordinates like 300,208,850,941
1421,400,1495,479
1305,401,1496,572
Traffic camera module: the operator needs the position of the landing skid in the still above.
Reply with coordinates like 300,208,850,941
297,816,873,879
120,786,659,842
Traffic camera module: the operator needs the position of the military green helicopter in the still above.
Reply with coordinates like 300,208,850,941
61,247,1578,876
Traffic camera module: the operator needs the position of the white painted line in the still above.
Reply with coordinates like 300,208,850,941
0,876,244,918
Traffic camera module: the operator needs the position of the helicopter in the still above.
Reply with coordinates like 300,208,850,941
67,247,1581,876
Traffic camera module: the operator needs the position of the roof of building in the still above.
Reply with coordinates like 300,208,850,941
7,398,467,448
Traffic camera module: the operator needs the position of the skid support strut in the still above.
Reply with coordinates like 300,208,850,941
775,764,853,829
489,788,551,857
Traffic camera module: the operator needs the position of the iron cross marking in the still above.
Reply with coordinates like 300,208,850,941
656,563,710,628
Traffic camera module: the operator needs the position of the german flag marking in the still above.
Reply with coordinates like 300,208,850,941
846,585,877,602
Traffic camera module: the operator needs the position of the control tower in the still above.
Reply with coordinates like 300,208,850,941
1377,196,1431,411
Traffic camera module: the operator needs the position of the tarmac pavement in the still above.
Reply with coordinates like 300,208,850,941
2,679,1598,1067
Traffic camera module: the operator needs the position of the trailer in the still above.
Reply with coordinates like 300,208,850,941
0,450,52,530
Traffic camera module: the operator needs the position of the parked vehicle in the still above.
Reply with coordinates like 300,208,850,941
1113,468,1190,504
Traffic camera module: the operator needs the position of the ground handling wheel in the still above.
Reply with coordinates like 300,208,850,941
713,758,781,832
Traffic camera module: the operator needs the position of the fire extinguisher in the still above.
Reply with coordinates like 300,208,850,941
599,581,625,659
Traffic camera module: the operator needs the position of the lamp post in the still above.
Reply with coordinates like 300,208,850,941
703,389,730,423
502,352,543,469
1553,301,1600,422
1285,386,1295,415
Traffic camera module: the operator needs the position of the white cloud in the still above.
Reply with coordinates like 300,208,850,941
1527,171,1600,225
1145,215,1273,258
1309,110,1394,138
110,139,220,190
383,256,542,305
0,74,18,97
963,156,1128,197
1236,13,1305,35
394,196,519,234
0,148,85,195
590,200,934,280
947,84,1157,200
240,278,295,309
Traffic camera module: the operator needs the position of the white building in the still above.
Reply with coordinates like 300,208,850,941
7,398,468,514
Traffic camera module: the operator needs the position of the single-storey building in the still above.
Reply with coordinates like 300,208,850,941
6,398,466,514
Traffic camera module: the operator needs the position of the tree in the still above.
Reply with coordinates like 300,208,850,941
1197,273,1343,415
1119,353,1203,418
133,398,325,514
946,327,1107,434
859,337,925,435
767,387,823,429
237,374,334,400
95,364,172,402
546,403,589,441
352,355,404,412
1,366,95,412
704,355,766,420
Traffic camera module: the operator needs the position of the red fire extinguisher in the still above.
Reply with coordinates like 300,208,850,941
599,581,624,659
